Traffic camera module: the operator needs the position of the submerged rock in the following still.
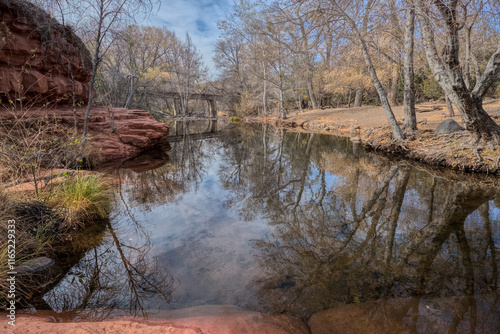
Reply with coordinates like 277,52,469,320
435,119,464,134
308,295,500,334
17,257,55,275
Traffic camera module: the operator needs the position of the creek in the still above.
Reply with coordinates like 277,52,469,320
37,121,500,331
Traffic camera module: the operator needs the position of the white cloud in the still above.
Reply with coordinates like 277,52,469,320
143,0,232,76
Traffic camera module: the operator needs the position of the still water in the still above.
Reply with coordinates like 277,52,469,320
40,122,500,331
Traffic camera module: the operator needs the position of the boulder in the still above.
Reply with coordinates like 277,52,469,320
435,119,464,134
0,0,92,105
77,107,170,163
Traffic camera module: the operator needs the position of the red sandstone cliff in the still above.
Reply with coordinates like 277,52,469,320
0,0,92,104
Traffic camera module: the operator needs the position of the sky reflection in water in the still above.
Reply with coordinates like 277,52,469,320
42,122,500,332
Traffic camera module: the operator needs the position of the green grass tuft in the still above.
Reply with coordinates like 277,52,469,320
50,173,111,228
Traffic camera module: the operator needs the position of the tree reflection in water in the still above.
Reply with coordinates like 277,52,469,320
38,123,500,331
42,217,176,321
41,123,221,321
218,125,500,330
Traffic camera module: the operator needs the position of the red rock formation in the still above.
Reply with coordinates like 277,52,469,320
0,106,170,164
56,107,170,164
0,0,92,105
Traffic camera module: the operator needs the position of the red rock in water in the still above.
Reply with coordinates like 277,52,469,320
0,0,92,105
75,107,170,164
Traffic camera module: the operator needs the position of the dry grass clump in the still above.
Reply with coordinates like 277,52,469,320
0,111,99,192
0,190,57,306
0,173,111,306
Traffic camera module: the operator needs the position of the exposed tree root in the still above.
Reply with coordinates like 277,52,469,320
362,128,500,174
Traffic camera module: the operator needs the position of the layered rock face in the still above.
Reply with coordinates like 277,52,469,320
78,107,170,164
0,1,169,163
0,106,170,165
0,0,92,105
56,107,170,164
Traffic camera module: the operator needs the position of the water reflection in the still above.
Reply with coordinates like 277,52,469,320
38,123,500,332
216,125,500,330
40,215,176,320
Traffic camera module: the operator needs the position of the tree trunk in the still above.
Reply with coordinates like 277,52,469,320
403,2,417,131
388,65,400,107
344,17,404,139
297,10,318,110
306,78,317,109
83,61,97,138
415,1,500,142
329,0,404,139
262,63,267,116
124,75,135,109
354,87,363,107
279,76,286,119
298,89,303,112
464,26,472,90
83,6,105,139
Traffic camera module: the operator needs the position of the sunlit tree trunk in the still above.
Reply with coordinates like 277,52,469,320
445,95,455,117
263,62,267,115
124,75,135,109
388,65,400,107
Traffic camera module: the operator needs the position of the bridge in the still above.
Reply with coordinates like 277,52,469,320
161,92,220,117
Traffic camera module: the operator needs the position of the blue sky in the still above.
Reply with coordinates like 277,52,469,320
145,0,233,75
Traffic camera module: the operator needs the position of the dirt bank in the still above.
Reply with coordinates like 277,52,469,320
246,100,500,174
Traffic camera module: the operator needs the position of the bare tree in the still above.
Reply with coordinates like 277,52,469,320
415,0,500,143
167,33,208,116
120,26,173,109
326,0,405,140
403,0,417,131
75,0,158,137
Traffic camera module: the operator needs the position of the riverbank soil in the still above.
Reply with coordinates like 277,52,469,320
247,100,500,174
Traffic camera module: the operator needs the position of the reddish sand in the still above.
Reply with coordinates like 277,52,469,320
1,305,310,334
